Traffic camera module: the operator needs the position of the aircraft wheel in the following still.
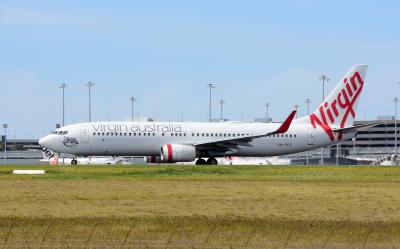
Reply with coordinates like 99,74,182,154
207,158,218,165
196,158,207,165
71,159,78,165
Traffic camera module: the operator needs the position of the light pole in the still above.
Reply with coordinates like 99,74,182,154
395,97,398,165
265,102,270,123
59,83,67,126
3,124,7,165
319,75,330,165
364,109,367,121
218,100,225,121
129,97,137,121
207,83,215,122
305,98,311,165
86,82,95,122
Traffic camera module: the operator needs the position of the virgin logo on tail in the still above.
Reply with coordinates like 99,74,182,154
310,71,364,141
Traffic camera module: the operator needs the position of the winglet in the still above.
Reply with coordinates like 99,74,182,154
274,110,297,133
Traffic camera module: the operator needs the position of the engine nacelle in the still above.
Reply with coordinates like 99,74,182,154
161,144,196,162
144,155,162,164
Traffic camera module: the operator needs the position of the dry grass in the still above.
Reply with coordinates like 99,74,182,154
0,165,400,248
0,179,400,221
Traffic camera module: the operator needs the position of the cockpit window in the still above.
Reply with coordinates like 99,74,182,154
52,130,68,135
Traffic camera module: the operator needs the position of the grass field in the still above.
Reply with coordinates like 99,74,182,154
0,165,400,248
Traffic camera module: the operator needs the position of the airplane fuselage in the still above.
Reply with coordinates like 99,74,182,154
40,120,346,157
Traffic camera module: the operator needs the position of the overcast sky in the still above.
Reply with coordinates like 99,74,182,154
1,0,400,138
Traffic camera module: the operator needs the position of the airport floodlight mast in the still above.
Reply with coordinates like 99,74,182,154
265,102,270,123
86,82,95,122
305,98,311,165
2,124,7,165
218,99,225,121
319,74,330,165
395,97,399,165
305,99,311,115
59,83,67,127
207,83,215,122
129,97,137,121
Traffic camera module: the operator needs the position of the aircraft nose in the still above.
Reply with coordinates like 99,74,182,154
39,135,53,149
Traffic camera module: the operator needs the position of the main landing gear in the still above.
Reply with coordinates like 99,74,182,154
196,157,218,165
71,159,78,165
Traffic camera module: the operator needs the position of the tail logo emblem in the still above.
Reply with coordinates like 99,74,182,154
310,71,364,141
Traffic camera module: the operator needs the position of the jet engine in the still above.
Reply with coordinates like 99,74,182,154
160,144,196,162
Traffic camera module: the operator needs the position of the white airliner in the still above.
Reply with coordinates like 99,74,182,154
39,65,379,165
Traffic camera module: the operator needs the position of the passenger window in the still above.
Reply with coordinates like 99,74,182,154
153,133,155,136
162,133,165,136
138,133,141,136
211,133,213,137
192,133,194,136
294,134,296,138
233,134,235,137
133,133,136,136
129,133,132,136
202,133,204,137
206,133,209,137
179,133,182,136
102,132,105,136
148,133,151,136
290,134,292,138
197,133,200,136
171,133,174,136
184,133,186,136
93,132,96,136
285,134,288,137
97,132,100,136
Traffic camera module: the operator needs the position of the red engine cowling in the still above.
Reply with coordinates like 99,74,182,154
160,144,196,162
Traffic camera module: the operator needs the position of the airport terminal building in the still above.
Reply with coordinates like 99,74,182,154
288,116,400,165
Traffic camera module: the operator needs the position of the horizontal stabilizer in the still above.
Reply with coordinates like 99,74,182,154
332,122,384,134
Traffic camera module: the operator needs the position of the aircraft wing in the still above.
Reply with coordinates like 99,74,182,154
332,122,384,134
194,110,296,155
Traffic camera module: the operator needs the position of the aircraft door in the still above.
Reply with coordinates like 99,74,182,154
80,125,90,144
307,130,315,145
